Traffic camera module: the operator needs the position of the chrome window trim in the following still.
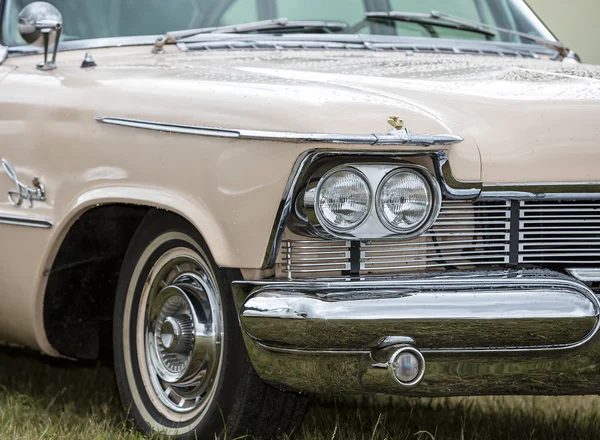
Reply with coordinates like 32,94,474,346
3,33,559,59
0,214,52,228
179,34,559,59
95,117,464,147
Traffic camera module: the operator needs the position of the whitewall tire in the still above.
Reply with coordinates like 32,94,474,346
113,211,308,439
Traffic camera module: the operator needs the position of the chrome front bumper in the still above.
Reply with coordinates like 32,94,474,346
232,269,600,396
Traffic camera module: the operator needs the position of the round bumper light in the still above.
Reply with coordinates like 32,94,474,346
376,169,433,233
390,347,425,387
316,168,371,232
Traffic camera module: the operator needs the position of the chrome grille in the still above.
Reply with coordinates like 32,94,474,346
361,201,510,272
279,200,600,279
281,201,511,278
519,201,600,264
281,240,351,275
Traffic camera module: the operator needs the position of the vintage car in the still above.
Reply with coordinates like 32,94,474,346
1,0,599,438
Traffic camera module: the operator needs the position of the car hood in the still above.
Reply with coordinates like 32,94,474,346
16,47,600,184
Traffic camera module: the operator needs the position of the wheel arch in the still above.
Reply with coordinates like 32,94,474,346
51,187,233,266
38,186,233,358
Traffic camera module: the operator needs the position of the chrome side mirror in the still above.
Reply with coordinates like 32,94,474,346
18,1,63,71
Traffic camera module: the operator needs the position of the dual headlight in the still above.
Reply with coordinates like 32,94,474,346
309,164,441,239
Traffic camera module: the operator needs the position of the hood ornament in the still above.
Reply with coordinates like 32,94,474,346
387,116,405,131
1,159,46,207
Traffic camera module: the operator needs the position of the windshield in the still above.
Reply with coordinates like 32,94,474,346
1,0,556,47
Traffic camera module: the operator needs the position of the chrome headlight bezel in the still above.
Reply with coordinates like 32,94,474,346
375,168,436,235
314,167,373,233
300,162,442,240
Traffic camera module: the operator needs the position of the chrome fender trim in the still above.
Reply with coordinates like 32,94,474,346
0,214,52,228
95,116,464,147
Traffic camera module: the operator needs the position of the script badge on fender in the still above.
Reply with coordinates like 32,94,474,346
1,159,46,208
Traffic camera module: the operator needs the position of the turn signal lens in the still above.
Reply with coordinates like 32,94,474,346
377,170,432,233
317,169,371,232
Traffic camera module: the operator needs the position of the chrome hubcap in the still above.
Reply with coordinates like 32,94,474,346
151,286,198,382
161,315,192,353
141,249,223,415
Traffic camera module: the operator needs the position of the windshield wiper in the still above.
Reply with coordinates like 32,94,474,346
152,18,347,53
365,11,495,38
366,10,569,58
429,11,569,58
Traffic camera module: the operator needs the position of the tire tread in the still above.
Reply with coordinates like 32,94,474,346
227,364,309,439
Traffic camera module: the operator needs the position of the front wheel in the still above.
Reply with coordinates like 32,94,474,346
113,211,308,439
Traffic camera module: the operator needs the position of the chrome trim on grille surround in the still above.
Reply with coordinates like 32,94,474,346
481,183,600,200
264,150,480,269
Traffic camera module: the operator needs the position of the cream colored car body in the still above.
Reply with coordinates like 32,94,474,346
1,44,600,356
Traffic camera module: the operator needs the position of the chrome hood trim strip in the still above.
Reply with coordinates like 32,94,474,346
0,215,52,229
95,116,464,147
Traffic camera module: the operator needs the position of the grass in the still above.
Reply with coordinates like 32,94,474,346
1,347,600,439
